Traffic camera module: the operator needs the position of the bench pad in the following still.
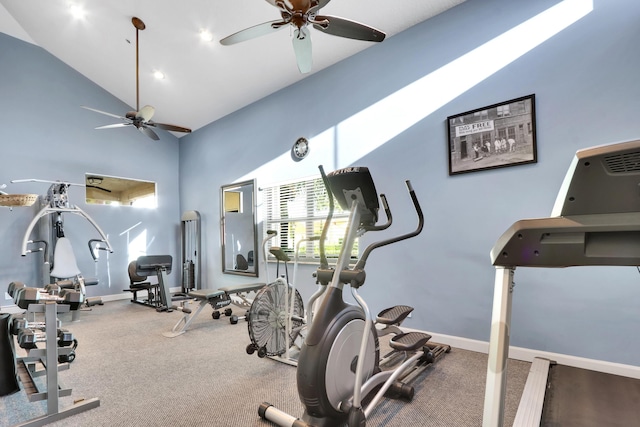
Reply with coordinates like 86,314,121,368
189,289,226,300
218,282,266,294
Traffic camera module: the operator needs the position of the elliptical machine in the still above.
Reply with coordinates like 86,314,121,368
259,166,449,427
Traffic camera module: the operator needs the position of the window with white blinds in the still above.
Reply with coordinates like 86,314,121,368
262,176,358,263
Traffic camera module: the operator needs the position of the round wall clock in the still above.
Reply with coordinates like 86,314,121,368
291,137,310,162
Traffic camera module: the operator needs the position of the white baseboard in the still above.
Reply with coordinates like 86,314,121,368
408,329,640,380
101,292,132,303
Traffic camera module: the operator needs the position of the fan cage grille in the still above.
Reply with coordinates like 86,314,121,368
247,282,304,356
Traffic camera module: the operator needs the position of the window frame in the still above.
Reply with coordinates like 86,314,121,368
261,175,358,265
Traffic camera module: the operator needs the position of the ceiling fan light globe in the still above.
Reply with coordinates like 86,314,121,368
137,105,155,122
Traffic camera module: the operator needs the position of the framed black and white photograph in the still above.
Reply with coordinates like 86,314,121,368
447,94,537,176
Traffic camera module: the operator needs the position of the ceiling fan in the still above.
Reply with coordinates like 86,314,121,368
220,0,386,74
81,17,192,141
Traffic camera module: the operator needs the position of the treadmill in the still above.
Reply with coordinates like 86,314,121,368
482,139,640,426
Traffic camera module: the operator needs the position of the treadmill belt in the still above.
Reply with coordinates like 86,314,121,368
541,364,640,427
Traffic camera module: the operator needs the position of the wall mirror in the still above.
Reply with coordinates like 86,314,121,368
85,174,156,207
221,179,258,277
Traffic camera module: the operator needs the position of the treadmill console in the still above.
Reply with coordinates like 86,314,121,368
492,139,640,268
551,139,640,217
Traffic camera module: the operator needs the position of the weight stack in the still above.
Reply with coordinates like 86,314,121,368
183,261,195,291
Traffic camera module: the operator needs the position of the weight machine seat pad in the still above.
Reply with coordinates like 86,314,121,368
189,289,226,300
217,283,266,294
128,282,156,290
50,237,82,279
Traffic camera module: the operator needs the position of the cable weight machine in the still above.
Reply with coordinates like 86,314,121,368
180,211,201,295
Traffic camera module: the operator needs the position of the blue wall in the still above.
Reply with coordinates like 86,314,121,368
2,0,640,366
0,32,182,297
179,0,640,366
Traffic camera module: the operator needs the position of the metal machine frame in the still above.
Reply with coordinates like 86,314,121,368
483,139,640,426
14,302,100,426
14,180,113,285
180,210,201,294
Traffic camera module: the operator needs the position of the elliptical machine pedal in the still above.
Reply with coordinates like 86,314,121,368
388,331,432,352
376,305,414,326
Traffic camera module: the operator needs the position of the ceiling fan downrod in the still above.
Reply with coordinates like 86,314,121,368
132,17,146,113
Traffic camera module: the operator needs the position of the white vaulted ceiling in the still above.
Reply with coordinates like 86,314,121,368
0,0,466,134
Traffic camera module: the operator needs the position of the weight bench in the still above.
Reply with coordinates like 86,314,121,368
162,282,265,338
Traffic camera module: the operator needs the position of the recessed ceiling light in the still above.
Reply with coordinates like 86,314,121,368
153,70,165,80
69,4,87,20
199,29,214,42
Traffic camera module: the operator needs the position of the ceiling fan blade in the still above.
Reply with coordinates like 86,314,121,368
86,185,112,193
220,20,287,45
95,123,132,130
310,0,332,12
147,122,192,134
81,105,127,120
138,126,160,141
313,15,386,42
292,27,313,74
136,105,155,122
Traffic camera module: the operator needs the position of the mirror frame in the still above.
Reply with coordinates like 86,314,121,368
220,179,258,277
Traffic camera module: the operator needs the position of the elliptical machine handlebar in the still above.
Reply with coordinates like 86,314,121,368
262,230,278,284
354,179,423,271
316,166,423,289
318,166,335,272
361,193,391,232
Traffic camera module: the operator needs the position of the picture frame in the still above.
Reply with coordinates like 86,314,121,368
447,94,537,176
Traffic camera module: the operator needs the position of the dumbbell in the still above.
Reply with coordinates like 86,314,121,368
13,287,42,309
13,287,83,310
56,289,84,310
7,281,26,299
10,316,62,335
57,329,74,346
10,317,26,336
17,328,40,349
58,333,78,363
43,283,61,294
16,328,75,350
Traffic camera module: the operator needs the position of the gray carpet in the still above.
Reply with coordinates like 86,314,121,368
0,300,529,426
